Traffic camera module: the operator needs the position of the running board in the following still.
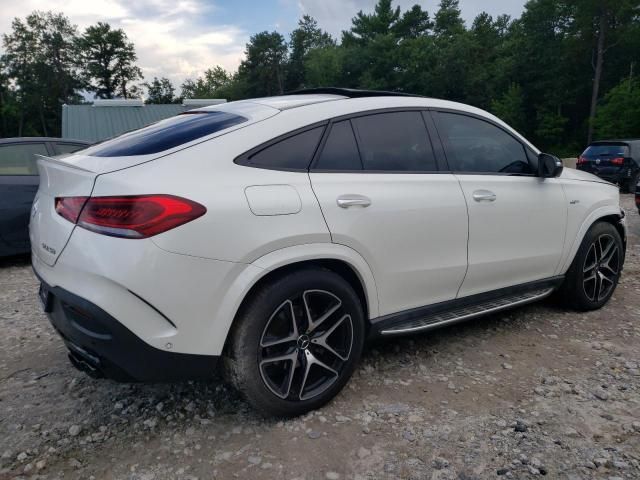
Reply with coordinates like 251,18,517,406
378,287,555,336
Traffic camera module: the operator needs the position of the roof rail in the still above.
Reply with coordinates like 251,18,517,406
285,87,423,98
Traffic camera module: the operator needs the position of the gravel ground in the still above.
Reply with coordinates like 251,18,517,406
1,195,639,480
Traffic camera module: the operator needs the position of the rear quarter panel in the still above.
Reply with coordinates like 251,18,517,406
90,126,331,263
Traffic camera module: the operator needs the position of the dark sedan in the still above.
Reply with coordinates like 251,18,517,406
0,137,90,257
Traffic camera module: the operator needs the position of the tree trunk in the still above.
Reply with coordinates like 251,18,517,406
588,14,607,144
39,105,48,137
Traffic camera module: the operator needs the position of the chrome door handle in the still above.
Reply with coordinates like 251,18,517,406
472,190,497,202
337,195,372,209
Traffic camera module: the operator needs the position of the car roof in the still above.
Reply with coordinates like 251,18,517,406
195,89,425,113
590,139,640,145
0,137,90,145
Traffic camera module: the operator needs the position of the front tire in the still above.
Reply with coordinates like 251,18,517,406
225,267,365,417
560,221,623,311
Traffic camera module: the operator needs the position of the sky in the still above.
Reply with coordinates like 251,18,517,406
0,0,527,92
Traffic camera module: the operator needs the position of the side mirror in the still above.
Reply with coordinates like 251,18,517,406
538,153,563,178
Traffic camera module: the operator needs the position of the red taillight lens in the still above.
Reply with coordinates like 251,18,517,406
577,156,587,165
55,195,206,238
55,197,89,223
611,157,625,165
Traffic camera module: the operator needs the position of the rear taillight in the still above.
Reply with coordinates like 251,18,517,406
55,195,206,239
55,197,89,224
577,156,587,165
611,157,625,165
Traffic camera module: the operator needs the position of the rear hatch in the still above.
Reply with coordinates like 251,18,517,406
578,143,630,177
30,101,279,266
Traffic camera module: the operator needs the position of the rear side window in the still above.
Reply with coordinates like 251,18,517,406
245,127,325,170
54,143,87,155
315,121,362,170
0,143,48,175
351,112,436,171
84,111,247,157
436,112,532,174
583,144,630,157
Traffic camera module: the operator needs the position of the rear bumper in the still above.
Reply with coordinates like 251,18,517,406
577,166,637,183
38,278,219,382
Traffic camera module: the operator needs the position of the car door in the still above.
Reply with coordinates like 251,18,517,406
0,142,48,253
430,110,567,297
309,110,469,317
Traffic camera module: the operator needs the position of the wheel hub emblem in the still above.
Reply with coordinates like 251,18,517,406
297,334,311,350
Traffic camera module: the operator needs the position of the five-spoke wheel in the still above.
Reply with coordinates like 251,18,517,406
582,234,620,302
259,290,354,401
561,221,623,311
226,267,365,417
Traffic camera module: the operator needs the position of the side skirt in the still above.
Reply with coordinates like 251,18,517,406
370,277,564,338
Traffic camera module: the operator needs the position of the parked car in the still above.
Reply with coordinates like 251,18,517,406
0,137,90,257
576,139,640,193
30,89,626,416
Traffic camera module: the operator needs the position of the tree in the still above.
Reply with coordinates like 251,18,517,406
76,22,143,99
342,0,400,45
1,11,83,136
286,16,334,90
567,0,640,142
236,32,287,97
144,77,175,104
304,46,346,88
593,78,640,139
491,83,527,133
340,1,434,91
180,66,237,99
434,0,465,37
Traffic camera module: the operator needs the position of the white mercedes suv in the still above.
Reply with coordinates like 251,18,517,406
30,88,626,416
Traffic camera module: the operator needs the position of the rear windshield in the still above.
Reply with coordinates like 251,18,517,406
583,144,630,157
84,111,247,157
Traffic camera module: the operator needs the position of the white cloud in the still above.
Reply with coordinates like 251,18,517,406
0,0,248,93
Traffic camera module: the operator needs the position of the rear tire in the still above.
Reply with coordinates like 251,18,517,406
559,221,623,311
225,267,365,417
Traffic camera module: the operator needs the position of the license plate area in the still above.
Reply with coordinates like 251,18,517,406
39,284,53,313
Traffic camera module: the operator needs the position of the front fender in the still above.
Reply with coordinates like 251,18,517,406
557,204,624,274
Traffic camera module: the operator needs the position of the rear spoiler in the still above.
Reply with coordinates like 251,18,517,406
36,155,95,173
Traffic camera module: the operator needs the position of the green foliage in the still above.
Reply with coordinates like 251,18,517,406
144,77,176,104
491,84,526,134
2,1,640,149
593,78,640,139
76,22,143,99
1,11,83,136
236,31,288,97
286,15,334,90
180,66,238,100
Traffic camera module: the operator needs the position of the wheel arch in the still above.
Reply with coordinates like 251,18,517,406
215,244,379,355
559,206,626,274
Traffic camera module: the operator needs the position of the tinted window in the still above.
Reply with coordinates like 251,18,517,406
583,144,630,157
351,112,436,171
54,143,87,155
0,143,48,175
84,111,247,157
315,121,362,170
437,112,532,174
247,126,325,170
